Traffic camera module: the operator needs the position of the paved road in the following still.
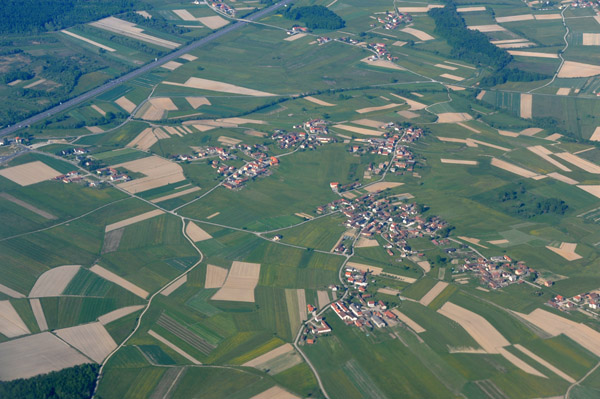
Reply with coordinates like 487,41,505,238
0,0,293,137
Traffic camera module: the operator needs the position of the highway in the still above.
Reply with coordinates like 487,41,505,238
0,0,293,138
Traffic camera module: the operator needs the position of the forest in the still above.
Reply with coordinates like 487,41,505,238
495,184,569,218
284,5,345,30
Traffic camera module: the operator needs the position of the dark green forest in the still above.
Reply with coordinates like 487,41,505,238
284,5,345,30
495,184,569,218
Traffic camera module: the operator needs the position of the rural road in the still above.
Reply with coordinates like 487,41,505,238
0,0,293,138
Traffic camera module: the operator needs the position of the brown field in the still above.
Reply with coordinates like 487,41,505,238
0,332,89,381
582,33,600,45
317,290,330,309
556,87,571,95
186,222,212,242
439,73,464,81
243,343,302,374
558,61,600,78
496,14,534,23
590,127,600,141
90,264,149,299
90,17,180,49
160,276,187,297
0,161,62,186
401,27,434,41
29,265,80,297
55,322,117,363
303,96,335,106
435,63,457,70
115,96,136,113
457,122,480,133
139,97,178,121
211,261,260,303
579,185,600,198
392,309,426,333
555,152,600,173
496,42,535,48
458,236,488,248
0,193,56,219
161,61,182,71
355,103,402,114
180,53,197,61
361,57,405,70
148,329,201,364
526,146,571,171
85,126,104,133
218,136,242,146
389,93,427,110
186,97,211,109
346,262,383,275
7,79,22,86
163,77,275,96
419,281,449,306
114,156,186,194
378,287,401,296
24,79,46,89
206,212,220,219
0,300,30,338
498,130,519,137
546,242,582,261
198,15,229,29
514,344,575,382
458,6,487,12
284,33,307,41
545,133,562,141
205,265,228,289
61,30,116,51
151,187,201,203
0,283,25,299
396,6,443,12
30,298,48,331
436,112,472,123
98,305,144,325
440,159,478,165
173,9,196,21
105,209,164,232
476,90,486,100
534,14,561,20
397,110,419,119
251,386,300,399
520,93,533,119
127,127,158,151
91,104,106,116
333,124,383,136
364,182,403,192
488,239,509,245
355,237,379,247
468,24,506,32
509,50,558,59
417,260,431,273
491,158,538,178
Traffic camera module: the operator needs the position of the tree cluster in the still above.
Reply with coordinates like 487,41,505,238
121,12,191,36
480,68,550,86
284,5,345,30
496,184,569,218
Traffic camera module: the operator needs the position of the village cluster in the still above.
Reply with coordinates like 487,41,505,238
550,290,600,316
209,0,235,16
374,11,412,30
367,42,397,62
458,255,537,290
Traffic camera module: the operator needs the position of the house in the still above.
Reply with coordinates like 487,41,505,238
372,316,386,328
330,182,340,191
307,304,315,313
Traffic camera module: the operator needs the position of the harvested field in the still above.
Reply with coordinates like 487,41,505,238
556,87,571,95
417,261,431,273
332,124,383,136
30,298,48,331
0,161,61,186
0,284,25,299
514,344,575,382
207,212,220,219
496,14,534,23
590,127,600,141
458,236,488,248
435,63,457,70
140,97,179,121
102,228,124,254
173,9,196,21
439,73,464,81
24,79,46,89
148,329,201,364
397,110,419,119
401,27,434,41
558,61,600,78
55,322,117,363
297,289,307,322
7,79,21,86
546,242,582,261
317,290,330,309
342,191,356,199
546,133,563,141
378,288,400,296
535,14,561,20
115,96,136,113
582,33,600,45
211,261,260,302
491,158,538,178
151,187,201,203
520,93,532,119
198,15,229,29
526,146,571,171
458,6,486,12
555,152,600,173
0,193,56,219
85,126,104,133
186,97,211,109
498,130,519,137
251,386,300,399
98,305,144,325
488,239,509,245
392,309,425,333
90,264,149,299
205,265,228,289
468,24,506,32
509,50,558,59
446,84,466,91
0,301,30,337
520,127,542,136
419,281,449,306
161,276,187,297
218,136,242,146
105,209,164,232
355,103,402,114
364,182,403,192
163,77,275,96
355,237,379,247
389,93,427,110
29,265,80,297
90,17,180,49
456,123,479,133
61,30,116,51
496,42,535,48
161,61,182,71
114,156,186,194
156,313,215,355
346,262,383,275
476,90,486,100
294,212,313,220
91,104,106,116
436,112,471,123
127,128,158,151
440,159,478,165
352,119,384,128
285,33,307,41
180,53,197,61
361,57,404,70
186,222,212,242
396,6,443,12
243,343,301,374
0,332,89,381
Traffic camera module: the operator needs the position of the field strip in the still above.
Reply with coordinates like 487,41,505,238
0,283,25,299
148,329,201,364
160,275,187,296
419,281,449,306
24,79,46,89
0,332,89,381
98,305,144,325
29,265,80,297
347,262,383,275
401,27,434,41
0,192,57,219
378,287,400,296
546,242,582,261
352,118,384,128
391,309,425,333
173,9,196,21
556,87,571,95
90,17,180,49
439,73,465,82
361,57,405,70
520,93,532,119
285,289,301,335
440,159,478,165
163,77,275,96
333,124,383,136
590,127,600,141
317,290,330,309
476,90,486,100
527,146,571,171
365,182,403,192
0,300,30,338
554,152,600,173
211,261,260,302
458,236,488,248
294,212,314,220
578,185,600,199
250,386,301,399
102,228,124,254
535,14,561,20
417,260,431,273
115,96,136,113
161,60,182,71
186,221,212,242
149,367,186,399
544,133,562,141
396,6,443,12
458,6,486,12
496,347,546,378
30,298,48,331
437,112,472,123
151,187,201,203
491,158,538,178
198,16,229,29
355,103,402,114
90,265,149,299
61,29,117,51
105,209,164,232
304,96,334,107
434,63,457,70
55,322,117,363
243,343,295,367
285,32,307,41
127,128,158,151
355,237,379,247
186,96,210,109
156,313,215,355
583,33,600,45
488,239,509,245
389,93,427,110
496,42,535,48
207,211,220,219
514,344,575,382
297,289,307,322
91,104,106,116
218,136,241,145
444,61,476,70
547,172,578,185
491,39,529,44
0,161,62,186
468,24,506,32
496,14,534,23
558,60,600,78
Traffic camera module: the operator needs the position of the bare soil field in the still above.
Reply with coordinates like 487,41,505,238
590,127,600,141
115,96,137,113
458,236,488,248
243,343,302,374
218,136,242,146
29,265,80,297
558,61,600,78
317,290,330,309
496,42,535,48
0,193,56,219
555,152,600,173
546,242,582,261
0,332,89,381
509,51,558,59
284,33,307,41
173,9,196,21
578,185,600,198
148,329,201,364
0,161,62,186
520,93,532,119
85,126,104,133
55,322,117,363
161,60,183,71
364,182,403,192
160,276,187,297
378,288,401,296
186,222,213,242
205,265,228,289
180,54,197,61
186,97,211,109
534,14,561,20
397,110,419,119
556,87,571,95
151,187,201,203
163,77,275,96
389,93,427,110
302,96,335,107
140,97,179,121
114,156,186,194
417,260,431,273
91,104,106,116
0,283,25,299
211,262,260,302
435,63,457,70
545,133,562,141
243,343,295,367
396,6,443,12
361,57,405,70
582,33,600,45
346,262,383,275
352,119,384,128
419,281,449,306
207,212,220,219
90,17,180,49
488,239,509,245
105,209,164,232
355,103,402,114
333,124,383,136
436,112,472,123
198,15,229,29
127,127,158,150
439,73,464,81
401,27,434,41
61,30,116,51
458,6,486,12
30,298,48,331
391,309,425,333
527,146,571,171
98,305,144,325
102,228,124,254
0,300,30,338
355,237,379,247
496,14,534,23
440,159,477,165
491,158,538,178
476,90,486,100
468,24,506,32
90,264,149,299
24,79,46,89
251,386,300,399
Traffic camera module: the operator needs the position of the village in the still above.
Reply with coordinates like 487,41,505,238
373,10,412,30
